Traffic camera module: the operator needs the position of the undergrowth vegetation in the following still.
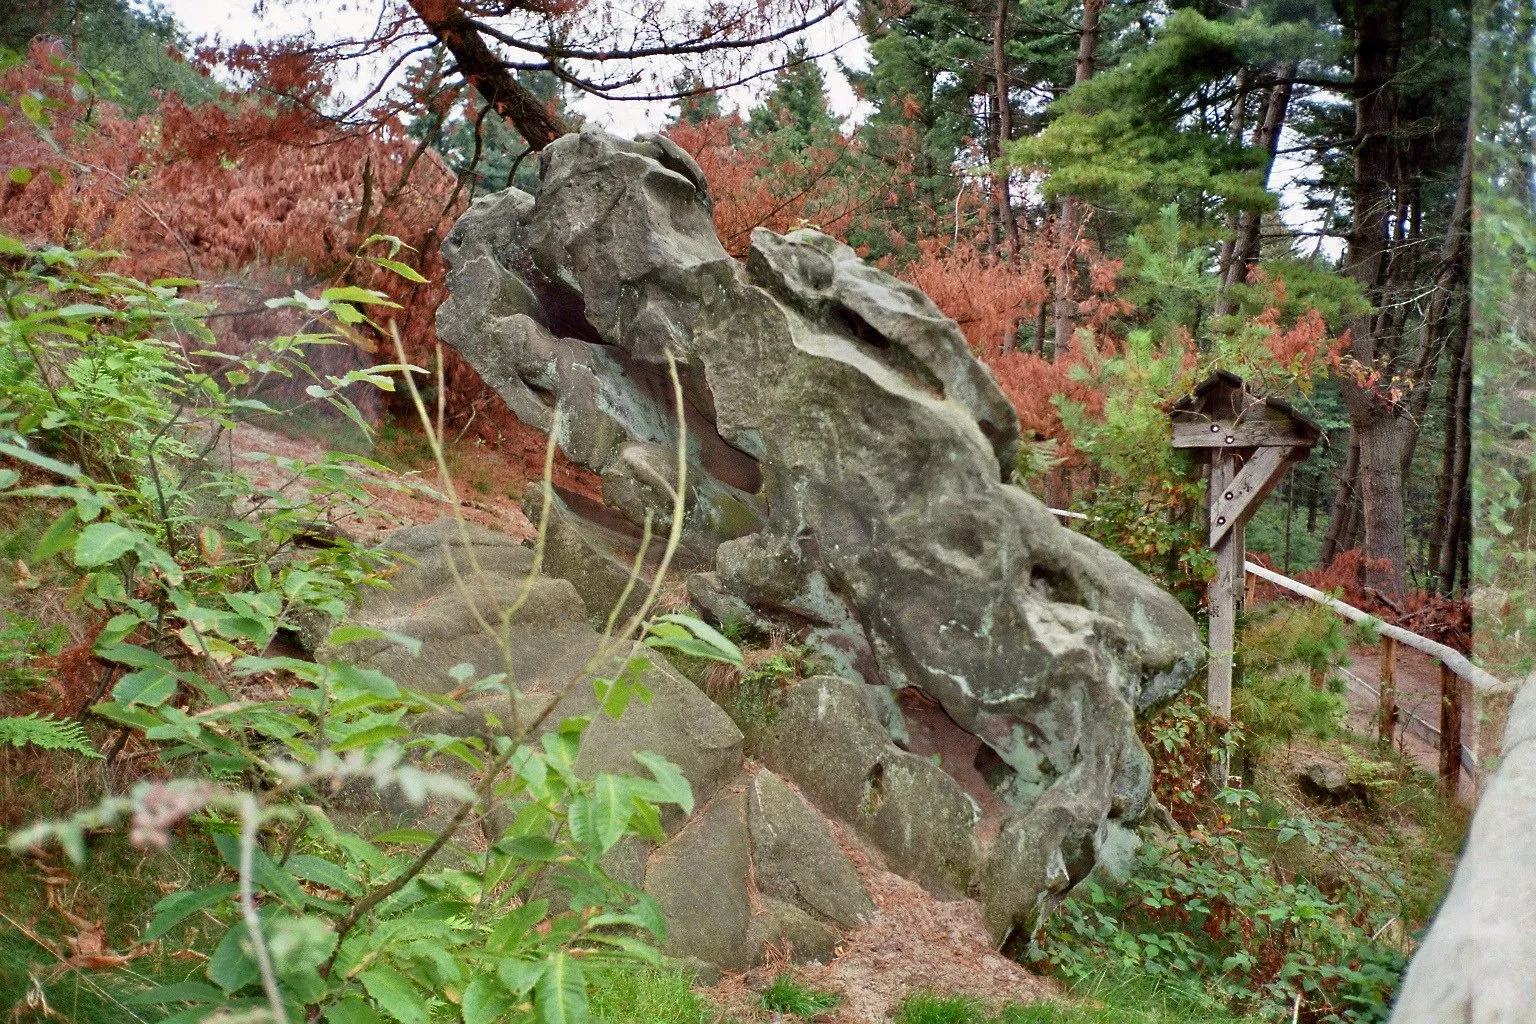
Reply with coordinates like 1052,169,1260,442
1028,599,1466,1024
0,235,743,1024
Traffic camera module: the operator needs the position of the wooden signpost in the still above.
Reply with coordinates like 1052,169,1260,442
1171,372,1320,721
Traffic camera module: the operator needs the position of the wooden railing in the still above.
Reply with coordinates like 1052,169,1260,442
1048,508,1500,792
1243,561,1487,788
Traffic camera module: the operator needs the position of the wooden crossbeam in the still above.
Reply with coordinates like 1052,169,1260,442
1173,418,1315,450
1209,447,1290,547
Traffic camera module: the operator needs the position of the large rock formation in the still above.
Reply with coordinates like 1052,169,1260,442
433,127,1203,947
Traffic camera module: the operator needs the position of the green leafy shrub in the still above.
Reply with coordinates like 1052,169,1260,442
1032,791,1407,1023
1235,604,1349,754
1138,692,1239,827
0,235,743,1024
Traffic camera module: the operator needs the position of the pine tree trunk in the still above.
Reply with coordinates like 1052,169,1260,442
1337,0,1411,598
1215,66,1296,316
992,0,1018,255
1052,0,1103,358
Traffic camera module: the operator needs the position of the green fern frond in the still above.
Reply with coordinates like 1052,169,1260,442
0,713,102,758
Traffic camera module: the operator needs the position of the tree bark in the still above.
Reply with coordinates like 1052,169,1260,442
405,0,571,151
1215,65,1296,316
1052,0,1103,358
1322,439,1360,565
1337,0,1410,598
992,0,1018,255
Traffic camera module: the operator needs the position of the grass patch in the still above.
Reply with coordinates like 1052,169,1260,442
759,972,839,1019
895,972,1261,1024
0,828,227,1024
590,966,711,1024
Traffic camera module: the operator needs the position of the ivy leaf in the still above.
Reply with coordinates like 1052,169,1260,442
534,953,588,1024
360,965,429,1024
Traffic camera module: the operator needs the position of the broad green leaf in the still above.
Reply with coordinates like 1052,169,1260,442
213,834,307,909
331,723,409,752
651,614,743,666
495,836,560,862
360,965,429,1024
90,700,162,730
488,899,548,954
534,953,588,1024
372,828,437,846
330,662,401,698
631,751,693,814
369,257,428,284
497,958,546,997
122,980,224,1005
326,625,422,656
0,469,17,489
325,996,386,1024
285,854,364,897
462,974,514,1024
206,922,260,994
74,522,141,566
577,775,633,855
112,668,177,707
322,285,400,307
144,884,239,942
8,166,33,186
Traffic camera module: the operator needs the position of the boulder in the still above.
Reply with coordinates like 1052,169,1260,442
747,897,841,965
333,518,743,831
757,676,983,901
747,769,874,928
435,127,1207,946
643,789,754,971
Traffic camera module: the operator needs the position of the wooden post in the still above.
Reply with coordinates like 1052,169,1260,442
1173,373,1320,738
1379,635,1397,744
1207,454,1238,720
1244,570,1258,610
1439,661,1462,791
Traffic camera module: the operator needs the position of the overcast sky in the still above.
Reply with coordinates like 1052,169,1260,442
157,0,872,136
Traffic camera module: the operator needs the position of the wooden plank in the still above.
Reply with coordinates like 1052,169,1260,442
1379,635,1397,744
1210,446,1290,546
1207,455,1238,721
1242,560,1506,693
1440,661,1462,791
1173,418,1316,449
